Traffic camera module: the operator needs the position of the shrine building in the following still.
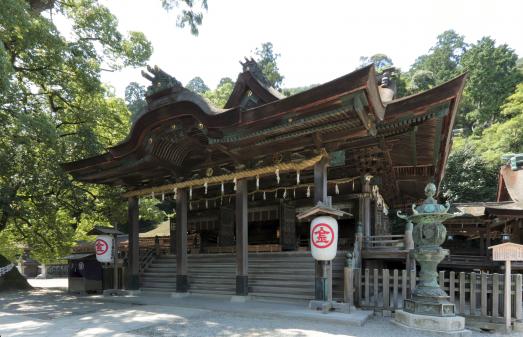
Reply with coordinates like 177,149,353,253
62,60,466,301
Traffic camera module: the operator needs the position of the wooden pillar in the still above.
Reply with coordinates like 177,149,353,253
479,232,487,256
314,157,329,300
176,188,188,292
127,196,140,290
169,217,176,254
236,179,248,295
362,176,372,239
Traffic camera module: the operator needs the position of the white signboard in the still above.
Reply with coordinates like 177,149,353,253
95,235,113,263
490,242,523,261
488,242,523,331
310,216,338,261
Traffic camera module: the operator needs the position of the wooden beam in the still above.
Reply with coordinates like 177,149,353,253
352,94,376,136
235,179,248,296
127,196,140,290
176,188,188,292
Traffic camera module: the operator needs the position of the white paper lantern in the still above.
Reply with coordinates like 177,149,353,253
95,235,114,263
310,216,338,261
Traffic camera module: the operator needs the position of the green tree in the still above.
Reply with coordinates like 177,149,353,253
0,0,203,287
160,0,208,35
409,69,435,92
461,37,522,129
254,42,284,89
186,76,209,93
125,82,147,122
359,53,393,72
410,30,467,85
203,78,234,107
441,139,498,202
476,83,523,164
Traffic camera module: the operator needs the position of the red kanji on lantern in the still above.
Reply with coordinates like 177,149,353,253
95,239,109,255
311,223,334,248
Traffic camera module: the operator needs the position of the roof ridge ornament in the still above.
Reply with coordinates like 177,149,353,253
239,57,271,87
141,65,183,96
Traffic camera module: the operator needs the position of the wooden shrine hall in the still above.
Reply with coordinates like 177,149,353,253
62,60,466,300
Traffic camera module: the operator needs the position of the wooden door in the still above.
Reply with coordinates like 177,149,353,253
219,207,235,246
280,202,296,251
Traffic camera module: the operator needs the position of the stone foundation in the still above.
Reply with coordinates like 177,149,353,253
393,310,471,337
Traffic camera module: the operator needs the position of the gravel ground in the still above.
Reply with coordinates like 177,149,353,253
0,289,512,337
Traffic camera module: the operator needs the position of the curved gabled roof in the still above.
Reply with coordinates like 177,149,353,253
62,65,466,205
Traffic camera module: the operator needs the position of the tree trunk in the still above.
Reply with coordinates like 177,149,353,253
0,254,32,291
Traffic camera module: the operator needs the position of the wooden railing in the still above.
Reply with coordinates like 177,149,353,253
363,235,405,249
139,248,156,274
345,267,523,321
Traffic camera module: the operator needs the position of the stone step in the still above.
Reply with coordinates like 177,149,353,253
140,282,176,289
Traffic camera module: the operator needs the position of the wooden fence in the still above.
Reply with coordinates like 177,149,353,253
345,268,523,321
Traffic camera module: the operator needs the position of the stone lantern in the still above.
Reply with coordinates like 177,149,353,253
393,183,470,336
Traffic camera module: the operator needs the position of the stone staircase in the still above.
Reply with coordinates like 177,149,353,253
140,252,347,301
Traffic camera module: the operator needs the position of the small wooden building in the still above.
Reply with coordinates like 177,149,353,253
442,157,523,271
62,61,466,300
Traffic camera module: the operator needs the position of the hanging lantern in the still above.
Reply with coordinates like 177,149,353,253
204,181,208,194
173,187,177,199
256,175,260,190
293,188,296,198
296,170,300,184
501,232,511,242
335,184,339,195
263,191,266,200
233,178,237,191
275,168,280,184
161,192,165,201
221,182,224,195
352,179,355,190
283,188,287,199
306,186,311,198
189,186,192,199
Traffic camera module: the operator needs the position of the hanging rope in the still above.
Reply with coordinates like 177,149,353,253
122,149,328,198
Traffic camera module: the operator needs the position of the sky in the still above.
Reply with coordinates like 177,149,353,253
97,0,523,98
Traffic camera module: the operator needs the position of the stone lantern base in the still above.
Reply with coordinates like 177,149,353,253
393,310,471,336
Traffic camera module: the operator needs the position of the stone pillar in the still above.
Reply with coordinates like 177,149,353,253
127,196,140,290
314,157,329,300
176,188,188,293
235,179,248,296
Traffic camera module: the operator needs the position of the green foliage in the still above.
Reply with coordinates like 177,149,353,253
441,139,498,202
359,53,393,72
411,30,467,85
203,78,234,107
125,82,147,122
476,84,523,164
254,42,284,89
186,76,209,93
160,0,208,35
0,0,158,264
409,69,435,92
461,37,522,129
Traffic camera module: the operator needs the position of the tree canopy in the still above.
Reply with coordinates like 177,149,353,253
0,0,205,267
